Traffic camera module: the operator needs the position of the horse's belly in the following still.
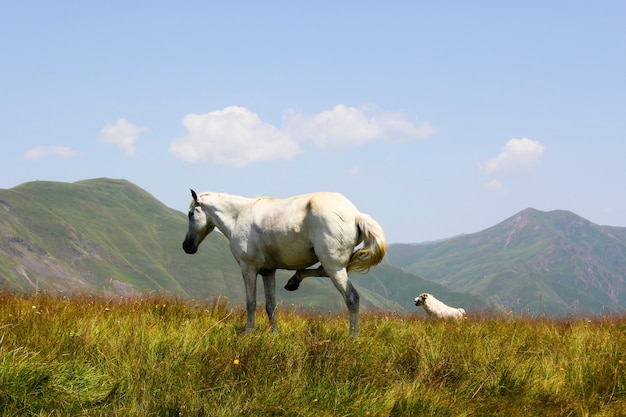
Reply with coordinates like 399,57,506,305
267,244,318,270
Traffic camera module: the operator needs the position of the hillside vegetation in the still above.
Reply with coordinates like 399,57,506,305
388,208,626,316
0,179,239,297
1,293,625,416
0,178,486,313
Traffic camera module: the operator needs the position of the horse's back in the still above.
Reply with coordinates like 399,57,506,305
255,192,360,239
299,192,360,231
306,192,357,212
256,192,357,223
236,192,358,270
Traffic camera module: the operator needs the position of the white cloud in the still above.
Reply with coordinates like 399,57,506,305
169,105,437,167
345,166,361,178
24,146,80,161
481,138,544,175
483,178,504,191
283,104,436,150
169,106,301,167
98,119,146,156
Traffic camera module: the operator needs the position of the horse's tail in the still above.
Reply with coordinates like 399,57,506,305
347,213,387,273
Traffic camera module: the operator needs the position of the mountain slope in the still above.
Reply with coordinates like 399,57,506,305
387,208,626,315
1,178,489,313
0,178,240,296
351,263,491,314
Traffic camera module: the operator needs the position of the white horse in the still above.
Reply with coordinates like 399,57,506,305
182,190,387,336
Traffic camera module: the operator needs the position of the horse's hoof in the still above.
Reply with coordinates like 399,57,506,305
284,277,300,291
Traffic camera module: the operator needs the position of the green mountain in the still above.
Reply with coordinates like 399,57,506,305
0,178,490,313
387,208,626,316
0,178,238,297
351,264,490,314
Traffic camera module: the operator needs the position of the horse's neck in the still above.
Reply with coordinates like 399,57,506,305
205,194,253,239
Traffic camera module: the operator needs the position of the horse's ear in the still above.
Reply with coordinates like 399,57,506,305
190,189,199,203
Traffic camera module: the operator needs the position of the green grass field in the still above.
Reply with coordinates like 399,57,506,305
1,292,625,416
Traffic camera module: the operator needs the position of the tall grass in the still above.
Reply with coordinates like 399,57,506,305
0,292,625,416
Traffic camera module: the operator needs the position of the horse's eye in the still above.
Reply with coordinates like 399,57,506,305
188,211,194,219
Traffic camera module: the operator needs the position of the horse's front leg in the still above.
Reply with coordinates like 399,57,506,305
262,271,277,332
241,266,258,333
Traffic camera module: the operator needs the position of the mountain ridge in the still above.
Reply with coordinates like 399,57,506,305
387,207,626,315
1,178,488,313
5,178,623,316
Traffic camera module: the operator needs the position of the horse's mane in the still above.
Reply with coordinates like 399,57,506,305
190,191,266,209
188,191,215,209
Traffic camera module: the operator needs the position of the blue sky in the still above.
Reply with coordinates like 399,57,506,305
1,1,625,243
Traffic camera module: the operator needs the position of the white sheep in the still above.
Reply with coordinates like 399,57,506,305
414,293,466,320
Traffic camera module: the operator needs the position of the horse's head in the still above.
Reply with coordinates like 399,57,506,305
182,189,215,254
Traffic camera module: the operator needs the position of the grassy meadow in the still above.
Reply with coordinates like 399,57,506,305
0,292,625,416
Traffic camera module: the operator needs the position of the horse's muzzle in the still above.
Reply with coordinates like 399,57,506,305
182,239,198,254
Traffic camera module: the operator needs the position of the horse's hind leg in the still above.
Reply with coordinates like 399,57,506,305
328,268,360,336
262,271,277,332
284,265,326,291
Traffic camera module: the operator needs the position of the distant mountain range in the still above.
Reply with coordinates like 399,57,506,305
2,179,624,316
0,179,488,314
387,208,626,315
